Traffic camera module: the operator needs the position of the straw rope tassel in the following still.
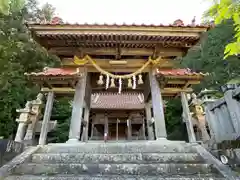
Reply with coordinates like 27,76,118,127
106,74,110,89
118,78,122,94
128,78,132,88
110,78,115,88
97,74,104,85
138,74,144,84
132,75,136,89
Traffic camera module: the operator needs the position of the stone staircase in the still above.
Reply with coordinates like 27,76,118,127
3,141,230,179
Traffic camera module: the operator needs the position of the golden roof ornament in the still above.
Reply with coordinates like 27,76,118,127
173,19,184,26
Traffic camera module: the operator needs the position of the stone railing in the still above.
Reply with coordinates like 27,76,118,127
205,87,240,144
0,140,24,167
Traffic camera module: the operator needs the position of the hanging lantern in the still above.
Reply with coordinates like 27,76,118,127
106,74,110,89
110,78,116,88
128,78,132,88
132,75,136,89
118,78,122,94
97,74,104,85
138,74,144,84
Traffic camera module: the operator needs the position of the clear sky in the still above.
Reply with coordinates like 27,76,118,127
39,0,212,25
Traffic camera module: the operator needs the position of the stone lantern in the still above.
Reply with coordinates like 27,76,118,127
221,78,240,93
198,89,218,105
24,93,44,145
15,101,33,143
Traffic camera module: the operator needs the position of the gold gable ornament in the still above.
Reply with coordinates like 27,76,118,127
73,56,88,65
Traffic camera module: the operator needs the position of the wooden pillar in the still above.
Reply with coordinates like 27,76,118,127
90,122,94,140
127,119,132,140
82,106,90,142
104,114,108,141
142,116,146,140
116,119,119,141
145,103,155,140
39,92,54,145
82,70,91,142
181,92,196,143
149,70,167,139
67,71,87,143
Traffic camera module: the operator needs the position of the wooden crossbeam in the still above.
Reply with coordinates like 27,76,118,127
166,80,200,85
62,58,174,69
162,88,193,93
41,87,193,94
28,24,208,34
49,47,185,57
35,28,204,38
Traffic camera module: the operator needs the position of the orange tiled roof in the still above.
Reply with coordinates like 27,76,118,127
91,92,145,109
24,67,80,77
25,68,207,78
156,68,208,77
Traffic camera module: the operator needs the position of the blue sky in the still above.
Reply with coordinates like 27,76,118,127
39,0,212,25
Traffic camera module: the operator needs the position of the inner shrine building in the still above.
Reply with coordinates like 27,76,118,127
24,21,210,144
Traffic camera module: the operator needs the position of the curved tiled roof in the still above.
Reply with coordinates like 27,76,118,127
27,22,211,29
26,67,206,77
91,92,145,109
156,68,208,77
24,67,81,77
27,20,211,51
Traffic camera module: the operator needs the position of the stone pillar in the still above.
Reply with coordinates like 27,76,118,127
192,104,210,142
15,123,27,142
39,92,54,145
24,93,43,145
149,70,167,139
145,103,155,140
67,71,87,143
15,101,32,142
181,92,196,143
82,106,90,142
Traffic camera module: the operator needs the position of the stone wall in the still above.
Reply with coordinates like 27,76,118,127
0,140,24,167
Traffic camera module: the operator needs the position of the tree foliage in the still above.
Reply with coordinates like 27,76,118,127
0,0,239,143
167,20,240,141
204,0,240,58
0,0,25,15
50,97,72,143
0,0,60,138
181,20,240,92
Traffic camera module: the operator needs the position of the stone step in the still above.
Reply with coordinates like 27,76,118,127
13,163,216,176
5,174,225,180
31,152,204,164
39,142,196,154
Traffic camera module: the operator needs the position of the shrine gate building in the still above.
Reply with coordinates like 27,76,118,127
22,21,210,145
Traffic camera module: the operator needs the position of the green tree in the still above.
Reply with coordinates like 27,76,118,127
165,99,188,141
0,0,60,138
181,20,240,92
204,0,240,58
0,0,25,15
50,97,72,143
